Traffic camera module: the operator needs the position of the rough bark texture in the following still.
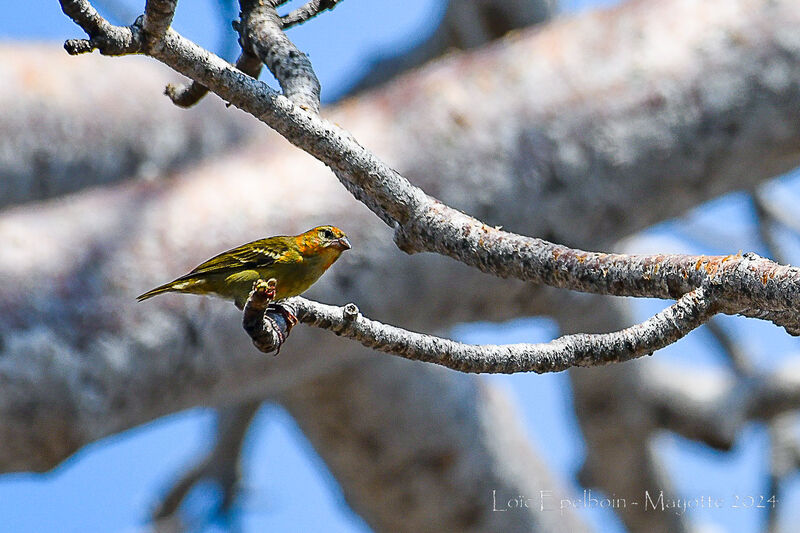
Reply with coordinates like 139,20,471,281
3,0,800,531
248,289,717,372
238,0,321,112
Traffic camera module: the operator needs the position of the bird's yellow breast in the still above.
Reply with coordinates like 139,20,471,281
214,249,341,307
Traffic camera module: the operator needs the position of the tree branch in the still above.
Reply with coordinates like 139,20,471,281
279,356,590,533
0,46,262,207
243,283,717,373
59,0,800,336
61,0,141,55
5,0,797,475
564,298,690,533
280,0,343,29
141,0,177,46
166,0,322,111
237,0,321,112
165,51,263,108
152,401,260,522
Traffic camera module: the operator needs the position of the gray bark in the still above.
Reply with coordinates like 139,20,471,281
3,0,800,531
0,47,262,208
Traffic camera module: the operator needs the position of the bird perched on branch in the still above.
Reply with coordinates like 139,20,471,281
137,225,351,309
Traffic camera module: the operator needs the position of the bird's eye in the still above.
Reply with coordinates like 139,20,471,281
322,228,335,239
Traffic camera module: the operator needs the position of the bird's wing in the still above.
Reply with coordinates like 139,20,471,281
186,237,294,276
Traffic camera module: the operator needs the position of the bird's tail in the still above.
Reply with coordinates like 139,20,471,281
137,275,208,302
136,281,179,302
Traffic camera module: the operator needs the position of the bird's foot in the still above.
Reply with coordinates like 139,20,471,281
263,278,278,301
256,278,296,326
241,278,278,310
269,302,298,329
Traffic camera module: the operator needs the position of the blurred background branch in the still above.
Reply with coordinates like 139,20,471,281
3,1,800,532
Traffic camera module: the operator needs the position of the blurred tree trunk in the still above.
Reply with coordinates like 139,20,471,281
2,0,800,531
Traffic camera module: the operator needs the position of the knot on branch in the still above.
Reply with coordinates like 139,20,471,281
64,38,96,55
242,279,297,354
343,302,359,321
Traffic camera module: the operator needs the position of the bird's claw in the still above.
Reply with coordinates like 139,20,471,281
253,278,278,301
270,303,298,329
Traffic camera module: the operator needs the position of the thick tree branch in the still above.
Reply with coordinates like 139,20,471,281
0,47,261,208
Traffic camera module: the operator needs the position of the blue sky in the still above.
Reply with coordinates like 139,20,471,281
2,1,799,532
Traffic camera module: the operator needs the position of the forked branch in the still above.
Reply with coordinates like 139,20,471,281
59,0,800,364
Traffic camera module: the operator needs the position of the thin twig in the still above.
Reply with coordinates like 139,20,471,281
61,0,140,55
280,0,343,29
244,284,717,373
166,51,263,108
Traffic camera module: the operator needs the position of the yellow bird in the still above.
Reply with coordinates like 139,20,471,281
137,225,351,309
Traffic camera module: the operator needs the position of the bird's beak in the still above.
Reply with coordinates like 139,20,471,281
337,236,352,250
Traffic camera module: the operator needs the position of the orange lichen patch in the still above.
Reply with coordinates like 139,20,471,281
653,263,661,274
761,268,778,285
695,256,705,271
702,256,729,277
577,254,586,264
690,255,733,278
552,250,561,261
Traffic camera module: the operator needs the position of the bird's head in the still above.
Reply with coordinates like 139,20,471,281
300,225,351,256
